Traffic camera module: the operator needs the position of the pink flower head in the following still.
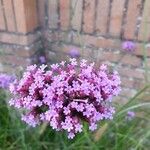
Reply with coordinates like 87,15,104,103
9,59,121,139
122,41,135,52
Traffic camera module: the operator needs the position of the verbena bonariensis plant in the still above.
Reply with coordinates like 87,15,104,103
9,58,121,139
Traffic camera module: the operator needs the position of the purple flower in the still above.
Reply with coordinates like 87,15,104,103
0,74,15,89
89,123,97,131
21,113,39,127
39,56,46,64
68,132,75,139
9,58,121,139
126,111,135,121
122,41,135,52
63,106,71,115
75,123,83,133
69,49,80,58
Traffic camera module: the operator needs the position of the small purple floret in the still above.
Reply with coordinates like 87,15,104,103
69,49,80,58
122,41,135,52
126,111,135,121
39,56,46,64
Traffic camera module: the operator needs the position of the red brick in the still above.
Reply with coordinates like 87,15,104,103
0,63,32,74
3,0,16,32
118,67,144,80
134,43,150,57
96,0,109,35
0,32,40,45
0,0,6,30
99,51,121,63
24,0,38,32
51,43,81,54
0,63,15,73
49,31,150,58
46,49,69,64
71,0,83,31
120,54,142,67
71,33,149,57
73,34,121,49
94,37,120,49
38,0,46,27
13,0,26,33
43,31,59,42
0,46,36,57
109,0,125,37
15,48,36,58
50,43,98,62
57,31,72,43
44,30,71,43
73,34,150,57
138,0,150,41
83,0,96,33
48,0,58,29
14,0,38,33
60,0,70,30
118,41,150,57
133,79,145,89
0,55,31,67
124,0,141,39
121,77,134,89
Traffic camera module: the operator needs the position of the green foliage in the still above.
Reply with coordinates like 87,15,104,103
0,87,149,150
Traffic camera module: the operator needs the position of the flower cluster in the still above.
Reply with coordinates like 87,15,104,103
0,74,15,89
9,59,121,139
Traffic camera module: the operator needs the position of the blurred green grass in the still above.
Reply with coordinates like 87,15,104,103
0,86,149,150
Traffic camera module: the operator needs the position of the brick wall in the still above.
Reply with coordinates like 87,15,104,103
0,0,150,102
43,0,150,102
0,0,41,73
